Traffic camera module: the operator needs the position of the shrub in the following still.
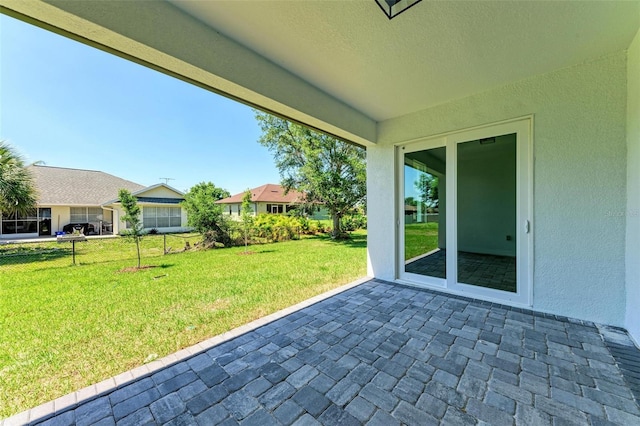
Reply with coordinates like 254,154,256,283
341,212,367,231
297,216,320,235
253,214,301,242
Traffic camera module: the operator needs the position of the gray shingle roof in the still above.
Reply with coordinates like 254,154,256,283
29,165,145,206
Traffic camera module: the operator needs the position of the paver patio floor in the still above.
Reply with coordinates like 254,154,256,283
5,279,640,426
405,250,517,293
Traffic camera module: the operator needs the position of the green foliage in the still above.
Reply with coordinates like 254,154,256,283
415,173,439,211
0,141,37,216
253,214,301,242
240,190,254,251
182,182,231,246
118,188,144,268
341,211,367,232
255,111,366,239
297,216,316,235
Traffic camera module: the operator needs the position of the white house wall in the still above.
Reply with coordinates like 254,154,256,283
369,52,629,327
50,206,70,233
626,28,640,345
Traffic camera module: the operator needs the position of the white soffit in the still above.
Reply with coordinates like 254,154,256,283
171,0,640,122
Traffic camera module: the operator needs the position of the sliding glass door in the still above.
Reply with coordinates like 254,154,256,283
399,119,532,305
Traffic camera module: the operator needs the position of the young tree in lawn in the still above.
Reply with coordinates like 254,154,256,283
0,141,37,216
255,111,366,239
240,189,253,252
118,188,144,268
414,173,439,210
182,182,232,247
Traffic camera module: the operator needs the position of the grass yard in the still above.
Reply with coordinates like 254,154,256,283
0,232,367,417
404,222,439,260
0,233,203,271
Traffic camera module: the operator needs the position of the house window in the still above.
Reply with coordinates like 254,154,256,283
266,204,284,214
1,209,37,234
143,207,181,228
70,207,102,223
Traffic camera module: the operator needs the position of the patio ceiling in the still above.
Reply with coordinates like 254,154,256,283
171,0,639,122
2,1,638,146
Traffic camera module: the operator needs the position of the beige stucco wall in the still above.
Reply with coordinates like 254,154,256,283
369,52,629,326
50,206,70,233
626,28,640,345
138,186,184,198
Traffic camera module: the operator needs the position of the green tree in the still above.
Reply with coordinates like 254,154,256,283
255,112,366,239
240,189,254,252
415,173,439,210
0,141,37,216
118,188,144,268
181,182,231,247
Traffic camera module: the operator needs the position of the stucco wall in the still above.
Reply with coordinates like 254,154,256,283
51,206,69,233
140,186,184,198
626,28,640,345
369,52,628,326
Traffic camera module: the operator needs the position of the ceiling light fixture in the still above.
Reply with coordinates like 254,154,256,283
375,0,423,19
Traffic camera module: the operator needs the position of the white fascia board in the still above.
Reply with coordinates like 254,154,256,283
1,0,376,146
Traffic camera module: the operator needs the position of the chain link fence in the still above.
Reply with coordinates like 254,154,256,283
0,225,313,273
0,233,203,273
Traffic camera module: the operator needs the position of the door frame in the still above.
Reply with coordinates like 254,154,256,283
396,116,534,307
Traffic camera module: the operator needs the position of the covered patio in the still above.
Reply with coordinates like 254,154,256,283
1,1,639,424
6,280,640,425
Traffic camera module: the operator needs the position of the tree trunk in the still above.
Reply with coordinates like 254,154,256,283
135,238,141,268
332,214,341,239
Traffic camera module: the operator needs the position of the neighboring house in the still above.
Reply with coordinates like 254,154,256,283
7,3,640,345
216,184,328,219
0,165,189,239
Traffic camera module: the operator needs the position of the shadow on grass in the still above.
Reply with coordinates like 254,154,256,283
0,248,72,266
157,263,174,269
324,233,367,248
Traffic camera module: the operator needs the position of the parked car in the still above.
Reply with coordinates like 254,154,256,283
62,223,96,235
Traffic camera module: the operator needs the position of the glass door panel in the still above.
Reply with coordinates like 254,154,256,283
456,134,517,292
38,208,52,236
403,147,446,281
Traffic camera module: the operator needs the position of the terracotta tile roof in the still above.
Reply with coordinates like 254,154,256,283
29,165,145,206
216,184,305,204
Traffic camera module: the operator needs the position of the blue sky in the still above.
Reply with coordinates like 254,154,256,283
0,14,281,195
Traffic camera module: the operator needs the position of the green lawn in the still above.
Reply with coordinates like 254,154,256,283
0,233,203,271
0,232,366,417
404,222,439,260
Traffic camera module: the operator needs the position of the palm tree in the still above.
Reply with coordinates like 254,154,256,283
0,141,37,216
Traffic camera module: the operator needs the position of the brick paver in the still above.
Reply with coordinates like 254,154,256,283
4,279,640,425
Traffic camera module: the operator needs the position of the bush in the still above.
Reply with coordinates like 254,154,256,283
253,214,301,242
341,212,367,232
297,216,320,235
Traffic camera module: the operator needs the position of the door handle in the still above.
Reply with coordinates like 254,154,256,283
525,220,530,234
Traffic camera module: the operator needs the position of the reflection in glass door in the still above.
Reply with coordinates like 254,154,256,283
403,146,446,283
399,118,531,305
